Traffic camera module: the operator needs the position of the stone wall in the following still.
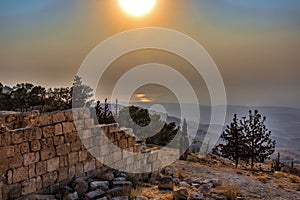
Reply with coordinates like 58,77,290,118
0,109,143,199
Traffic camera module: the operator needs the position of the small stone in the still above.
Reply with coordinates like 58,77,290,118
97,171,114,182
68,191,79,200
210,178,221,187
190,193,204,200
164,166,174,176
90,181,110,191
198,183,213,192
86,188,105,199
112,196,129,200
74,181,88,197
158,176,174,190
179,181,191,188
113,177,127,182
174,188,189,200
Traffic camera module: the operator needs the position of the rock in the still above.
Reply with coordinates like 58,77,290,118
173,178,180,186
164,166,174,176
25,194,57,200
190,193,204,200
97,171,115,182
198,183,213,192
107,187,129,197
74,181,88,197
86,189,105,199
112,181,133,196
156,173,163,180
184,178,193,185
111,196,129,200
90,181,110,191
96,197,108,200
192,179,202,185
210,178,221,187
179,181,191,188
68,191,79,200
174,188,189,200
158,176,174,190
113,177,127,182
135,196,149,200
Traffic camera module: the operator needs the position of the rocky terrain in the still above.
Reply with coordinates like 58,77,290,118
18,154,300,200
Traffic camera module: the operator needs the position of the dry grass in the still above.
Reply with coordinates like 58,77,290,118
211,182,241,200
160,192,173,200
256,174,271,183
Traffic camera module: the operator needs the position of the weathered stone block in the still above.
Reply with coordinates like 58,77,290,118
32,127,42,140
71,140,82,152
40,148,55,161
65,132,78,143
35,114,52,126
74,119,85,131
21,178,37,195
0,157,8,174
53,136,64,146
14,142,30,154
108,123,120,133
47,157,59,172
0,145,14,159
56,143,70,156
79,150,88,162
30,140,41,151
29,164,36,178
36,161,47,176
84,118,94,129
127,137,135,147
9,154,24,169
80,129,92,139
57,167,68,182
59,155,69,167
11,129,24,144
54,124,63,135
40,138,54,149
68,152,79,166
42,171,57,188
0,131,11,146
24,152,40,165
84,159,96,172
63,110,74,121
42,125,55,138
62,122,76,133
13,166,29,183
75,162,83,175
69,165,76,178
52,112,66,123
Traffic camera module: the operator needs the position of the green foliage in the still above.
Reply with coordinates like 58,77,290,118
94,99,116,124
213,110,276,169
71,76,93,108
146,122,179,146
0,76,93,113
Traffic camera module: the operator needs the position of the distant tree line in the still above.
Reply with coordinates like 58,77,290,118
213,110,276,170
0,76,93,112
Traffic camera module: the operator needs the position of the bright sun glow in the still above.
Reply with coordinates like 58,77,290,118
118,0,156,17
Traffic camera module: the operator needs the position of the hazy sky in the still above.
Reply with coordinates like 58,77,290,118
0,0,300,107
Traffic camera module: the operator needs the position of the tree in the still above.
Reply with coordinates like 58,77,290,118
146,122,179,146
241,110,276,170
44,87,72,112
71,76,93,108
95,99,115,124
179,118,189,160
213,110,276,170
213,114,246,168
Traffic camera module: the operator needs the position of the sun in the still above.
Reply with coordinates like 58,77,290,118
118,0,156,17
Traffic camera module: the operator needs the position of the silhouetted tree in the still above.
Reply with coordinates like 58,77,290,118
213,114,247,168
95,99,115,124
71,76,93,108
241,110,276,170
179,118,189,160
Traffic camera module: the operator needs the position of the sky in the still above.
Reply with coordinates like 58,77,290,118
0,0,300,108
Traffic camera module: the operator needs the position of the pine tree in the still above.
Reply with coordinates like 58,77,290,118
179,118,189,160
214,114,246,168
241,110,276,170
71,76,93,108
